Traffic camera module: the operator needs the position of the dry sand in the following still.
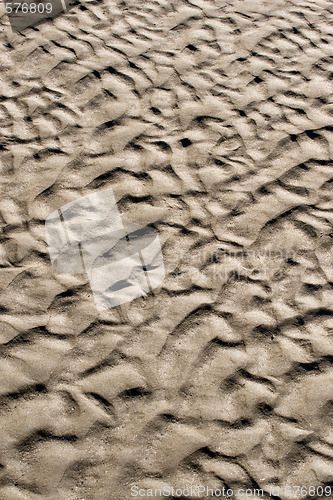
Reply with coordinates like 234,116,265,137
0,0,333,498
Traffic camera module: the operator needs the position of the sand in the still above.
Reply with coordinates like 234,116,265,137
0,0,333,498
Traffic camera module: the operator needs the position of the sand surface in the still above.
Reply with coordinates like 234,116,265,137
1,0,333,498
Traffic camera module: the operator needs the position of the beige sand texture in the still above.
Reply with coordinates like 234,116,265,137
1,0,333,498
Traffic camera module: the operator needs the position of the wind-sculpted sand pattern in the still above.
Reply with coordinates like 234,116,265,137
1,0,333,498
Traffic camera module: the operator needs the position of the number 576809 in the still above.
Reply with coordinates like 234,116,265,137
5,3,53,14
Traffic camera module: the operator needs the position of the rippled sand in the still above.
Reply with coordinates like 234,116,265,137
0,0,333,498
